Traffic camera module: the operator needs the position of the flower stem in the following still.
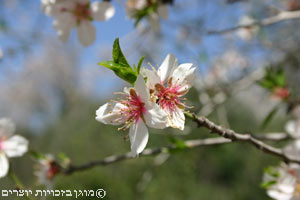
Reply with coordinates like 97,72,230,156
8,171,35,200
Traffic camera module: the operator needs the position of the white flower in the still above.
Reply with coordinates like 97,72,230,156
141,54,196,130
96,75,168,156
263,163,300,200
34,154,59,188
41,0,115,46
0,118,28,178
236,15,258,41
126,0,168,32
286,120,300,139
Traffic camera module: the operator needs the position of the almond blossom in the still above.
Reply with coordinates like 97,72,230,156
263,163,300,200
41,0,115,46
34,154,60,188
0,118,28,178
286,120,300,139
96,75,168,156
126,0,168,32
142,54,196,130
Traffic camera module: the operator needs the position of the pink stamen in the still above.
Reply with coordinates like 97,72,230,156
113,89,146,130
155,81,187,113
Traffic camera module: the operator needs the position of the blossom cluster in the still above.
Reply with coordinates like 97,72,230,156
96,53,195,156
262,119,300,199
41,0,115,46
41,0,170,46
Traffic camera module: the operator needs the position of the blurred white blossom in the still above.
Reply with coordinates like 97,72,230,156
263,163,300,200
126,0,168,32
0,118,28,178
34,154,59,188
41,0,115,46
236,15,258,41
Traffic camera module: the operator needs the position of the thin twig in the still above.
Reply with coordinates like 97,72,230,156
63,137,231,175
185,112,299,164
207,10,300,35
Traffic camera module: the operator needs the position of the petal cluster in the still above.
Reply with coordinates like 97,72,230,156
263,163,300,200
41,0,115,46
0,118,28,178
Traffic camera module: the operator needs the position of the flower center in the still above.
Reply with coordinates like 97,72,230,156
47,161,60,180
154,78,188,112
61,2,92,25
117,88,146,130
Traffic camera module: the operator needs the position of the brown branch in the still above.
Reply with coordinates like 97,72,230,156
61,114,292,175
207,10,300,35
185,112,299,164
63,137,231,175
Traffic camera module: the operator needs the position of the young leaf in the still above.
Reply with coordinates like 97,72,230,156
260,105,279,130
29,150,46,160
260,180,277,189
98,38,138,84
137,56,145,74
168,136,188,153
98,61,137,84
112,38,130,68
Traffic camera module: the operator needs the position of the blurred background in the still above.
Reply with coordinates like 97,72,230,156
1,0,300,199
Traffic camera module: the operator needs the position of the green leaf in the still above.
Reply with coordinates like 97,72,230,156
259,79,275,89
275,70,286,87
137,56,145,74
260,105,279,130
29,150,46,160
134,3,158,26
112,38,130,68
98,61,137,84
264,166,280,177
259,67,287,90
260,180,277,189
168,136,188,153
58,152,69,161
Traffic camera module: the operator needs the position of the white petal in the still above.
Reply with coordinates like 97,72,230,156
134,74,150,104
141,68,160,90
52,8,76,29
2,135,28,158
157,5,168,19
168,108,185,131
145,104,168,129
171,63,196,90
96,103,127,125
157,54,178,84
0,153,9,178
0,118,15,138
285,120,300,138
91,1,115,21
129,120,149,157
77,21,96,46
267,189,293,200
278,183,295,194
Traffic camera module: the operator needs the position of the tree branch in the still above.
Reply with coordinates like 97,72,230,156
63,137,231,175
185,112,299,163
207,10,300,35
